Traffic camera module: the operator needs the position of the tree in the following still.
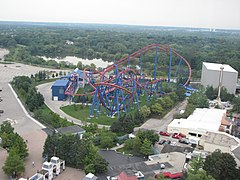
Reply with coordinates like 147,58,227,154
188,92,209,108
140,138,152,156
151,103,163,116
187,170,215,180
169,92,179,103
137,130,159,145
93,154,108,173
12,133,28,158
133,136,142,153
160,96,174,109
0,122,28,158
124,139,134,150
140,105,151,118
233,96,240,112
134,110,145,125
205,86,217,100
176,87,186,101
186,157,214,180
0,121,14,135
203,150,239,180
3,148,25,178
84,163,95,174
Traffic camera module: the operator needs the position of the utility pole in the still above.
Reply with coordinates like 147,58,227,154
217,65,224,106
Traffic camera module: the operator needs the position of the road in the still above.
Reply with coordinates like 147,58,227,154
0,61,84,179
135,100,188,132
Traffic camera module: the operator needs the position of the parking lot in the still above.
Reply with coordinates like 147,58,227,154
0,62,84,179
155,132,193,153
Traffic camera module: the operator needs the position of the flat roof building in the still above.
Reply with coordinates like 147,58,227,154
51,79,69,101
167,108,227,139
201,62,238,94
199,131,239,154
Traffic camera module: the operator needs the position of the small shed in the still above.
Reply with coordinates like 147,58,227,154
51,79,69,101
56,125,86,139
83,173,98,180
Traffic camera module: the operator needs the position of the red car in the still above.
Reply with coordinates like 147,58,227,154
172,133,186,139
159,131,170,136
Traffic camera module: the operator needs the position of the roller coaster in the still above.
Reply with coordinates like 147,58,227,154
65,44,192,119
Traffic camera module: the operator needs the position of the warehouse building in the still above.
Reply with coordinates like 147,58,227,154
51,79,69,101
167,108,231,143
201,62,238,94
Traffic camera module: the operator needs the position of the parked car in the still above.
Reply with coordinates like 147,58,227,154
170,142,177,146
159,131,170,136
179,138,189,144
172,133,186,139
179,133,186,138
164,140,171,144
159,139,166,145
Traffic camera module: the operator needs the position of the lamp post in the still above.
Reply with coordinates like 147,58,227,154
217,65,224,106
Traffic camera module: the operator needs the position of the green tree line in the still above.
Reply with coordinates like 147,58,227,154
0,23,240,77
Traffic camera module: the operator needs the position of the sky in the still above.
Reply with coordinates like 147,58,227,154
0,0,240,30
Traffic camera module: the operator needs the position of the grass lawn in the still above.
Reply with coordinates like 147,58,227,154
61,104,118,126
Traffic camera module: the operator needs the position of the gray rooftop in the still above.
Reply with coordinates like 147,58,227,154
98,150,183,179
56,125,85,135
233,146,240,161
201,132,239,147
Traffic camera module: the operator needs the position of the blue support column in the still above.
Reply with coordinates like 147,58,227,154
168,48,172,83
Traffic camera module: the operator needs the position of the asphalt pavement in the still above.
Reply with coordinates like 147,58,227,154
0,62,84,179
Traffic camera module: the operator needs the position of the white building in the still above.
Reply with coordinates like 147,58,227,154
167,108,229,141
201,62,238,94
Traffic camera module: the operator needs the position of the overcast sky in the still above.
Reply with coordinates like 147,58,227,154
0,0,240,29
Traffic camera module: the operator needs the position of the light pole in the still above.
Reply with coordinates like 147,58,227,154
217,65,224,106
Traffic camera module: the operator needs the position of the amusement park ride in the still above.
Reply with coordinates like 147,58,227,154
64,44,192,119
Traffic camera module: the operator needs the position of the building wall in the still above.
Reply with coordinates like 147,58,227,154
167,126,205,138
201,64,238,94
52,86,67,101
203,142,231,153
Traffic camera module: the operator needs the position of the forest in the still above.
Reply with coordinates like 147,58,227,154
0,21,240,78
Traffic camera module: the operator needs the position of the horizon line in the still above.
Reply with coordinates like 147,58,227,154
0,20,240,31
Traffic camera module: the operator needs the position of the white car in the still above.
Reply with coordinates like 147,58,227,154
170,142,177,146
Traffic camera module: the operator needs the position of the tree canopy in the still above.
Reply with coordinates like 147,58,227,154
203,150,240,180
42,133,108,174
2,148,25,178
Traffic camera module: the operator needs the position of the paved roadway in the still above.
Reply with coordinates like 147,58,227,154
135,100,188,132
0,62,84,179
